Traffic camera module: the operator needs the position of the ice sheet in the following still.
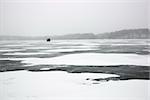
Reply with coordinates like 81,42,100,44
22,53,149,66
3,52,50,55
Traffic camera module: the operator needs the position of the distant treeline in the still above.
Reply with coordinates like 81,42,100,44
0,28,150,40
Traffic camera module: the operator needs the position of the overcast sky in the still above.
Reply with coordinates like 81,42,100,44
0,0,149,36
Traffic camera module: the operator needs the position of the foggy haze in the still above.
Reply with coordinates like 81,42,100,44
0,0,149,36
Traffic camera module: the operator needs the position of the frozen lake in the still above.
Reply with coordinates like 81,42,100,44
0,39,150,100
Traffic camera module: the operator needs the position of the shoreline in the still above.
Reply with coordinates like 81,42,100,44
0,64,149,82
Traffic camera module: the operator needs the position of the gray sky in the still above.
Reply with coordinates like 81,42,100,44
0,0,148,36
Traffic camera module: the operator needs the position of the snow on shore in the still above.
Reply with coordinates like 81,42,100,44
0,71,149,100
